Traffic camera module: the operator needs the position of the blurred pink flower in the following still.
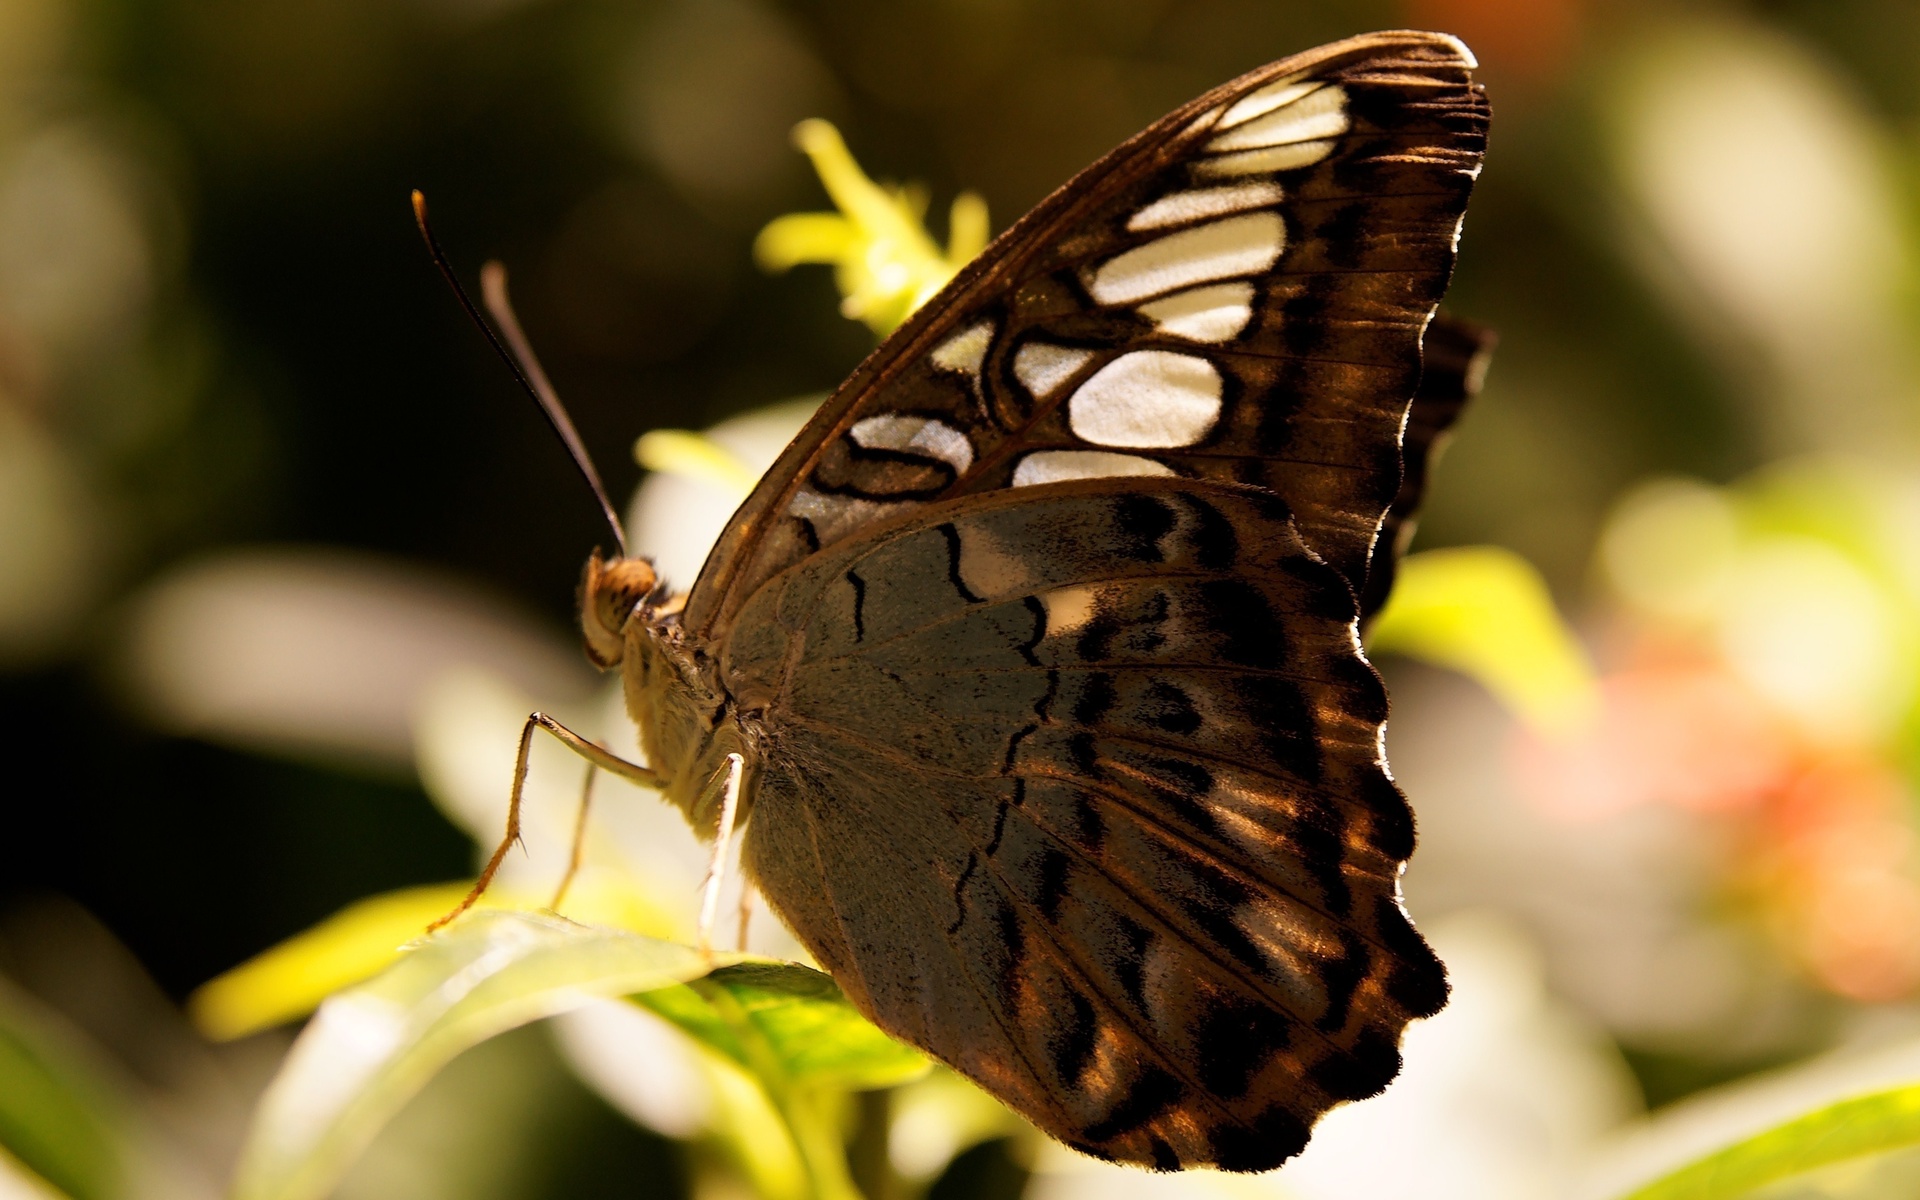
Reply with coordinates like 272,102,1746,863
1511,635,1920,1001
1510,649,1792,821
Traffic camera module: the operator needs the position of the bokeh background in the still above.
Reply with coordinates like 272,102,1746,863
7,0,1920,1196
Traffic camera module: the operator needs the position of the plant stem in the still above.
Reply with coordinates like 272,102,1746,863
691,977,863,1200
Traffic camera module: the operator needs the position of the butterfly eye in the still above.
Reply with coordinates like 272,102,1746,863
580,552,660,667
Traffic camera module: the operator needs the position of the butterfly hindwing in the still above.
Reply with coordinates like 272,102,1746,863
1358,312,1496,621
687,30,1489,640
728,477,1444,1170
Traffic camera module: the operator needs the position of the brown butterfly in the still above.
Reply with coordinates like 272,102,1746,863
426,28,1492,1174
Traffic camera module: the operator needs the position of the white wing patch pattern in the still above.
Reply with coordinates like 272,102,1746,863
789,489,912,542
1195,142,1341,178
930,320,994,376
1207,84,1349,152
811,70,1356,516
1011,450,1175,487
1089,212,1285,306
1215,74,1316,128
850,415,975,473
1191,76,1350,176
1067,350,1222,448
1013,341,1096,398
1126,183,1286,232
1137,282,1256,343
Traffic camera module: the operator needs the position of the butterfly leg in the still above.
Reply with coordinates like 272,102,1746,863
549,762,598,913
430,711,660,932
736,878,755,953
695,752,745,957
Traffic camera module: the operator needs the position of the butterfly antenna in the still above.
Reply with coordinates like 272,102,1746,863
410,190,629,557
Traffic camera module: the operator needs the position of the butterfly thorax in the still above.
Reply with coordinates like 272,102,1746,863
626,620,760,833
581,551,758,835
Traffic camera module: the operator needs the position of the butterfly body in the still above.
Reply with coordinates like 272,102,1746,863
585,29,1492,1173
581,555,748,831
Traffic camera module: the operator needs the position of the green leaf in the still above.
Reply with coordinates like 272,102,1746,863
190,875,676,1042
639,963,926,1200
637,962,927,1092
188,883,475,1042
231,910,714,1200
0,978,125,1200
1368,545,1599,736
1617,1083,1920,1199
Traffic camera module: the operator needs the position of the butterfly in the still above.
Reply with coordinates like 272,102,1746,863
442,27,1491,1174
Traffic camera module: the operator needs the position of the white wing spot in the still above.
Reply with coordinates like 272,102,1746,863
1207,84,1348,153
849,415,974,474
1137,282,1255,343
1089,212,1284,306
1011,450,1175,487
1127,183,1284,232
1216,75,1316,130
930,320,994,376
1193,140,1339,178
788,489,911,542
1068,350,1222,448
1012,341,1095,398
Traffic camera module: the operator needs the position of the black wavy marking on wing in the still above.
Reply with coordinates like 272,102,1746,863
774,702,1408,1054
725,476,1445,1171
681,31,1488,643
757,721,1324,1171
772,655,1417,994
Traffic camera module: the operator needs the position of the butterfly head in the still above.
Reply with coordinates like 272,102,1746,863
581,549,673,668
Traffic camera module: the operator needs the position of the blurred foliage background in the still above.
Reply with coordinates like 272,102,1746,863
8,0,1920,1196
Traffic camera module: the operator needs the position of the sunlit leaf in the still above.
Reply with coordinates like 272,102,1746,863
191,875,676,1042
0,1146,71,1200
637,962,927,1092
0,979,125,1200
231,910,717,1200
637,964,923,1200
1617,1082,1920,1199
189,883,474,1042
1368,545,1599,736
699,1049,811,1200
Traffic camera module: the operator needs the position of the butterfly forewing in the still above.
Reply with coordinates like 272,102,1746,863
685,30,1489,640
726,478,1443,1170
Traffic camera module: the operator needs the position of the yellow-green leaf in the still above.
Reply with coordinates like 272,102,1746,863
1368,545,1599,736
0,979,125,1200
231,910,716,1200
189,883,475,1042
1617,1083,1920,1199
637,962,927,1092
191,875,676,1042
